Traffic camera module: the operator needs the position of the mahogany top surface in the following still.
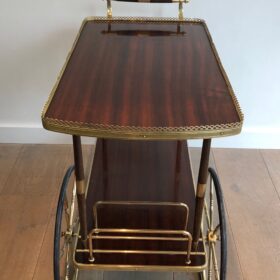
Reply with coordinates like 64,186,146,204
42,17,243,140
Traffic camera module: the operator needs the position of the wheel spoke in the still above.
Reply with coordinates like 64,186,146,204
207,242,213,280
210,178,214,231
204,202,211,229
203,168,227,280
69,182,77,228
60,240,66,259
211,242,220,280
64,196,70,227
65,243,70,280
201,270,207,280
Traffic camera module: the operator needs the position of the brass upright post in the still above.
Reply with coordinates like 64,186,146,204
107,0,112,18
192,139,211,250
178,1,184,20
73,135,88,246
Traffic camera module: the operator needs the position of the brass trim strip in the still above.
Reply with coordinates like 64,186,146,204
41,17,243,140
94,200,189,207
73,262,207,272
43,117,242,140
78,235,205,242
76,249,205,256
80,249,192,255
91,228,191,235
91,235,188,241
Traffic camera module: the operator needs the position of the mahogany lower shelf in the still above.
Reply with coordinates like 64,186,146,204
74,139,206,271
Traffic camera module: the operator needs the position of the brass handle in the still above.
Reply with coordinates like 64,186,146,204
111,0,187,3
105,0,189,19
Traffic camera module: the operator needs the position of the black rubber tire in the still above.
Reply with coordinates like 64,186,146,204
200,167,227,280
53,165,75,280
208,167,227,280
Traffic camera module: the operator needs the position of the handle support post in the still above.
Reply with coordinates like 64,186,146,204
192,139,212,251
73,135,88,248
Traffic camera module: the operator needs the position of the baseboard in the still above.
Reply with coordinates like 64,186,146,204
0,125,96,144
0,125,279,149
189,126,280,149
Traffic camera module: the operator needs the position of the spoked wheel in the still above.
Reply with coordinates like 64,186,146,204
200,167,227,280
54,166,79,280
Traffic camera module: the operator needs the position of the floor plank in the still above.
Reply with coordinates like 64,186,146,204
0,191,62,279
32,192,61,280
0,144,22,193
78,270,103,280
261,149,280,198
213,149,280,280
0,145,71,280
32,145,95,280
174,272,199,280
1,145,72,196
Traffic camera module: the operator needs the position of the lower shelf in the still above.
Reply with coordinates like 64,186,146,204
74,139,206,271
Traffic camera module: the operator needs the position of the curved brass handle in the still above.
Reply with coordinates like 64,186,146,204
105,0,189,19
111,0,187,3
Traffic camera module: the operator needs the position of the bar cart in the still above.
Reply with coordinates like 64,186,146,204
41,1,243,279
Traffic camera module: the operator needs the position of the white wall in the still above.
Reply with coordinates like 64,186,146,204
0,0,279,148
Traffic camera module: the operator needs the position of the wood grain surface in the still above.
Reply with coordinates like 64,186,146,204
43,19,241,138
261,149,280,198
0,145,72,279
0,144,22,193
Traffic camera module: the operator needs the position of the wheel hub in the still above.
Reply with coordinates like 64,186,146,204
208,230,218,244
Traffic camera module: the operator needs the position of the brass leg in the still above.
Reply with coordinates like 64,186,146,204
72,135,88,247
192,139,211,250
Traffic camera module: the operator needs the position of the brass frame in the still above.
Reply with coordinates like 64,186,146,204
88,228,193,263
73,235,207,272
72,200,207,272
73,240,207,272
90,201,192,264
41,17,243,141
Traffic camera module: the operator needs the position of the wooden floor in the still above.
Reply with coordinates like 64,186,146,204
0,144,279,280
